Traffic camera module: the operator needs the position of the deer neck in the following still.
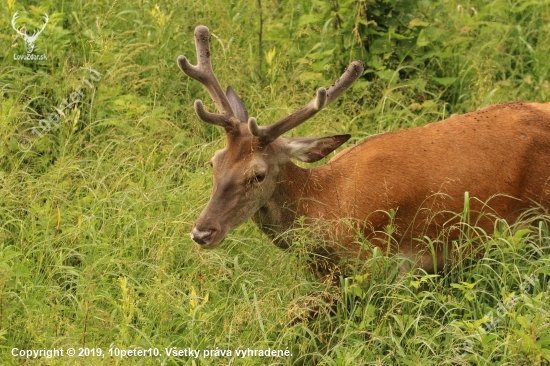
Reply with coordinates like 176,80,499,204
251,161,326,248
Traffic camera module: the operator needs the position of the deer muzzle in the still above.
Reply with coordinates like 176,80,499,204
190,222,225,248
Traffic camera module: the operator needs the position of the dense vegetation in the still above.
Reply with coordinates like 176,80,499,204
1,0,549,364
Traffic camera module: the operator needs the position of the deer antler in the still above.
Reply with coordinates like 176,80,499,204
177,26,240,132
11,12,26,38
29,14,49,40
248,60,365,143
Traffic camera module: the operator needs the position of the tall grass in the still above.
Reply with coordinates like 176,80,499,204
1,0,550,364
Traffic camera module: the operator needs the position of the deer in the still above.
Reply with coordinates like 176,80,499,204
11,11,49,54
178,25,550,282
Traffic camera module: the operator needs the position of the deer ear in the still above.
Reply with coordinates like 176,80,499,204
226,86,249,124
286,134,351,163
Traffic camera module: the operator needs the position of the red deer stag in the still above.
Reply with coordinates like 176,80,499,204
179,26,550,279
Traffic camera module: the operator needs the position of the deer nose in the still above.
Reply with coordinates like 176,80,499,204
191,227,216,245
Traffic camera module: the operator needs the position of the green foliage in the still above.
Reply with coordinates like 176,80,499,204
0,0,550,364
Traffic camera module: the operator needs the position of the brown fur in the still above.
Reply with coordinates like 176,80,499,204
250,102,550,274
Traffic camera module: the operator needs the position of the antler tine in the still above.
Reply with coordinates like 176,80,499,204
249,60,365,143
177,26,238,132
39,14,48,32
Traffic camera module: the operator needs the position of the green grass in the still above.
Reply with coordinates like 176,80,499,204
1,0,550,364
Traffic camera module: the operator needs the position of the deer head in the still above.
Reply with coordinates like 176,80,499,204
11,11,49,54
178,26,364,248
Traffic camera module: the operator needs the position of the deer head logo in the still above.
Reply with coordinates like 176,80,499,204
11,11,49,54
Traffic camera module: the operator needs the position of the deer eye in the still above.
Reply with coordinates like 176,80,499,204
248,172,266,184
